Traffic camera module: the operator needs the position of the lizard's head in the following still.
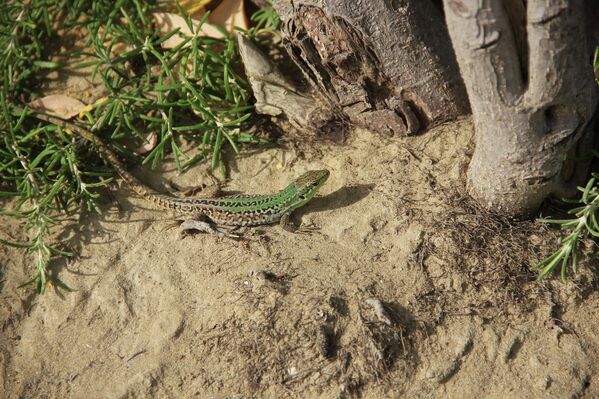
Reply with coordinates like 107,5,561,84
289,169,330,208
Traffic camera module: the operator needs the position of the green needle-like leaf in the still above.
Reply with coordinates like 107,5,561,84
0,0,273,294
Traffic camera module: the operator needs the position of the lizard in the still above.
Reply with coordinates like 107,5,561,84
14,106,330,237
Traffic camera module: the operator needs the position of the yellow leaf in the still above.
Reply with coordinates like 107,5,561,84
175,0,221,19
78,104,94,119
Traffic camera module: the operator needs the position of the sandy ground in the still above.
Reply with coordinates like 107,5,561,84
1,118,599,398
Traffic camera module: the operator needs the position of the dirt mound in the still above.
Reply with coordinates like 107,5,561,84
1,118,598,398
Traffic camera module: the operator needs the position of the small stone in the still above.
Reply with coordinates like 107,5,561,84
425,360,459,382
528,355,541,369
481,328,499,361
538,375,551,390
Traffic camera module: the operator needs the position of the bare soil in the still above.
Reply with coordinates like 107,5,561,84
1,118,599,398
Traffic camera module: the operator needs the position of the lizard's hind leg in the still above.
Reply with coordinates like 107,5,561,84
179,216,241,239
168,173,222,198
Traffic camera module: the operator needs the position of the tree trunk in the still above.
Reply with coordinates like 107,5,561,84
444,0,598,216
271,0,469,136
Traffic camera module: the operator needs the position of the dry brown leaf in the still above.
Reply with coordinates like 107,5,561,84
28,95,87,119
153,12,200,48
154,0,248,48
206,0,247,33
128,132,159,155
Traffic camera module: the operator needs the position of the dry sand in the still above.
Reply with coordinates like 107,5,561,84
1,118,599,398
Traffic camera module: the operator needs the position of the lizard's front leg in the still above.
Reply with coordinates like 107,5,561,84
279,212,297,233
279,213,319,234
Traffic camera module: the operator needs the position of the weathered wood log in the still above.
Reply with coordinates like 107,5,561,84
270,0,469,136
237,33,339,136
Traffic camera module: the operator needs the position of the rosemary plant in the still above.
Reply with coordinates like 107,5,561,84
247,0,280,35
0,0,275,293
534,174,599,282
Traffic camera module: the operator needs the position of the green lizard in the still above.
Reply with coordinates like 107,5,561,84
16,107,330,237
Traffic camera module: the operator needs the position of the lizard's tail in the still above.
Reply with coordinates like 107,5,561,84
15,106,158,203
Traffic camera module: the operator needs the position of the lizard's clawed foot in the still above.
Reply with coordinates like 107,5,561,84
279,213,319,235
294,225,321,235
162,220,182,232
280,221,320,235
179,219,241,239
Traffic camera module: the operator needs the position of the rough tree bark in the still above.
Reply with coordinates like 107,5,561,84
270,0,469,137
444,0,599,216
